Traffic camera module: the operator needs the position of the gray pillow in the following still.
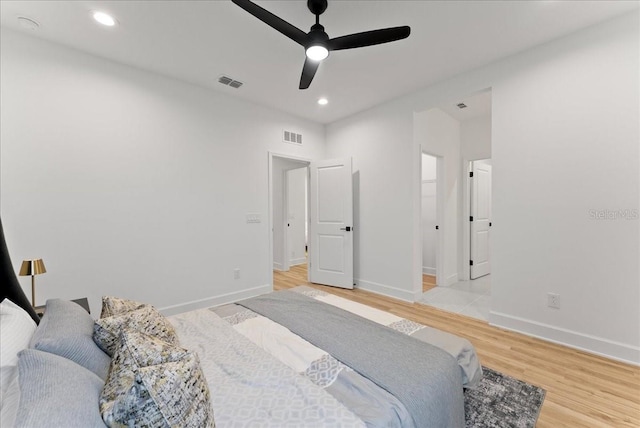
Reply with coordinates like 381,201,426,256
30,299,111,379
16,349,106,428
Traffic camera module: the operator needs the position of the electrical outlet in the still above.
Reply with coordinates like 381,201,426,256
234,268,240,279
547,293,560,309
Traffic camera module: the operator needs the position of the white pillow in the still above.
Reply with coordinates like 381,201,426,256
0,299,37,399
0,372,20,428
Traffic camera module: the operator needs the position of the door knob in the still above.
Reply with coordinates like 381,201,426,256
340,226,352,232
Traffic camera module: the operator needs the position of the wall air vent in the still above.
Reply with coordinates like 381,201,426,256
283,130,303,145
457,102,467,109
218,75,243,89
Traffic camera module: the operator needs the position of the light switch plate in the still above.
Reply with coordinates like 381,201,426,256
246,213,261,223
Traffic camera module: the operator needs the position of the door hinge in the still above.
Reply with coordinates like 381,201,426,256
470,216,474,222
469,171,474,178
470,260,474,266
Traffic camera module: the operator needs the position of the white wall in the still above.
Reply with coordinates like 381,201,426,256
326,105,416,300
490,13,639,362
461,115,492,161
0,29,326,315
327,13,639,364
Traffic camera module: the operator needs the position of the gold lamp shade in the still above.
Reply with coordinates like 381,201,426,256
19,259,46,307
19,259,47,276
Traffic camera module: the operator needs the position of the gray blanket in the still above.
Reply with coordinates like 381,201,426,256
239,290,465,427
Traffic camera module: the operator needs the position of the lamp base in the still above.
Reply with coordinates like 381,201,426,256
31,275,36,307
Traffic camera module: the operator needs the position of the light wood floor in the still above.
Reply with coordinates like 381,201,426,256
274,265,640,427
423,274,436,293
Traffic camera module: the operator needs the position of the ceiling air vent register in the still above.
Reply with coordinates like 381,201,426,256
218,75,243,89
283,130,303,145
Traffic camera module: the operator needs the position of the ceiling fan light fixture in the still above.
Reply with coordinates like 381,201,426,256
306,45,329,61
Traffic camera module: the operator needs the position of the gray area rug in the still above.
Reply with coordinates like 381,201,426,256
464,366,546,428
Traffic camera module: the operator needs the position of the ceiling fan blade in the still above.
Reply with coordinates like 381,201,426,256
299,57,321,90
232,0,308,46
327,26,410,51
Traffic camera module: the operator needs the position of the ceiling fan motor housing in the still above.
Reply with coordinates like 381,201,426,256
308,0,328,16
307,23,329,49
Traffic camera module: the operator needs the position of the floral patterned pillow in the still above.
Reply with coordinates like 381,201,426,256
100,330,214,427
93,305,179,356
100,296,147,319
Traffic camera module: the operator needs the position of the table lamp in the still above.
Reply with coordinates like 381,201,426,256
19,259,46,307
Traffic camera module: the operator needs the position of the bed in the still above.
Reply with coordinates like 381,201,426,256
0,219,482,427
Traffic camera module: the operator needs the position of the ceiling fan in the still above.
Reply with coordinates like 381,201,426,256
232,0,411,89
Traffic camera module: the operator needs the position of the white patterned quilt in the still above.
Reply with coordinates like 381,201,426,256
170,309,365,428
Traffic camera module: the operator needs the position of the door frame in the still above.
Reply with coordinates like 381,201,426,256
462,158,473,281
420,149,445,291
268,152,311,288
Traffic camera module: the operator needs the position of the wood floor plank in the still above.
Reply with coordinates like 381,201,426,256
273,265,640,427
422,274,436,293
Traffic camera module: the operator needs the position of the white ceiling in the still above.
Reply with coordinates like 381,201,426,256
1,1,637,124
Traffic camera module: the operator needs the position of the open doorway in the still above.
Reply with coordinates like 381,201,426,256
416,89,492,321
269,153,355,291
269,154,310,284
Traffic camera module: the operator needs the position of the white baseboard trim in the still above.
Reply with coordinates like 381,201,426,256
490,311,640,366
444,273,458,287
159,284,272,317
273,262,283,271
422,266,436,275
289,258,307,266
355,278,414,302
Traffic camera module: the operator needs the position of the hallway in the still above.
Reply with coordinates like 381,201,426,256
418,275,491,321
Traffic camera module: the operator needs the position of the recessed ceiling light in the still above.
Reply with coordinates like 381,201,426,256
17,17,40,31
318,98,328,106
92,11,117,27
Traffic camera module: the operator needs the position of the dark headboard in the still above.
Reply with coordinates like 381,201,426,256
0,218,40,324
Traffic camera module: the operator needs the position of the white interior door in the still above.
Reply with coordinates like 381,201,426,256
309,158,354,289
470,161,492,279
